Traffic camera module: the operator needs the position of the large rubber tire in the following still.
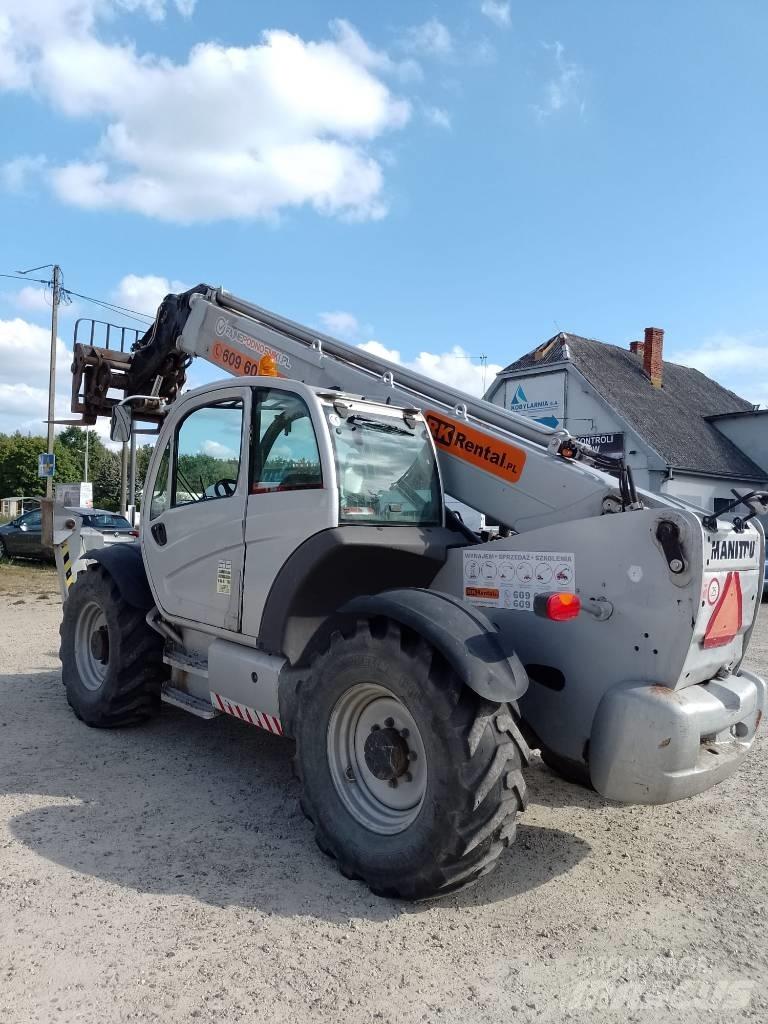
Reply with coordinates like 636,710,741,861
293,618,529,900
60,563,164,727
0,538,8,561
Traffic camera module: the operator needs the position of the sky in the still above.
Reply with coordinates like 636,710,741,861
1,0,767,440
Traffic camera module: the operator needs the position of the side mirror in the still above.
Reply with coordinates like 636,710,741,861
110,404,132,443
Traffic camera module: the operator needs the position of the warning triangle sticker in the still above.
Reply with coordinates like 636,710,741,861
703,571,743,649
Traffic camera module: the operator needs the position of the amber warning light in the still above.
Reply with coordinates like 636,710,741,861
257,353,279,376
534,592,581,621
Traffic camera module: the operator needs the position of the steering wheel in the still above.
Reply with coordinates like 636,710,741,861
214,478,237,498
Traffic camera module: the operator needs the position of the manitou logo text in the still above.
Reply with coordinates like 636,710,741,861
710,539,756,561
425,412,526,483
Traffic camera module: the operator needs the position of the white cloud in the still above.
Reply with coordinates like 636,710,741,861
318,311,360,339
358,340,501,397
424,106,452,130
330,18,422,82
0,317,74,436
11,285,52,314
201,439,235,458
0,154,47,192
401,19,453,58
673,331,768,407
112,274,188,317
0,318,70,386
0,4,412,223
480,2,511,29
534,42,585,119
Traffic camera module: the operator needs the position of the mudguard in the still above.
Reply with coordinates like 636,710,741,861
341,588,528,703
84,544,154,610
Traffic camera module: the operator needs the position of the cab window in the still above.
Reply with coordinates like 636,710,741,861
149,440,171,520
172,399,244,506
251,390,322,494
329,413,441,525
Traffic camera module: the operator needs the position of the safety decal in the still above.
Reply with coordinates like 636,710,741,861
209,340,285,377
212,316,291,374
463,549,575,611
210,693,283,734
216,559,232,595
62,541,74,589
425,411,526,483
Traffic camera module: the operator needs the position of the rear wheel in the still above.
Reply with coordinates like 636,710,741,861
60,564,164,726
294,619,529,899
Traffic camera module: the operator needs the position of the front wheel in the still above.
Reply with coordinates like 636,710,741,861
60,564,165,727
294,619,529,899
0,538,8,561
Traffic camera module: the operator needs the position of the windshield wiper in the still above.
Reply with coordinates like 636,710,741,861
347,415,414,437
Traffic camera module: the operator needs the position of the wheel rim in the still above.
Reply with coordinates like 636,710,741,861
74,600,110,692
327,683,428,835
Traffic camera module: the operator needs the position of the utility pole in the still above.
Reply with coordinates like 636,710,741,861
46,265,61,500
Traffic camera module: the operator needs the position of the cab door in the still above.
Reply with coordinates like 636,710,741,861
240,385,337,638
142,385,250,632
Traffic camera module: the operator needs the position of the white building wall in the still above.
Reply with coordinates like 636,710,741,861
659,473,762,512
710,414,768,476
487,364,663,491
488,363,765,510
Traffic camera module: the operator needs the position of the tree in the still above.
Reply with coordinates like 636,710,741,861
0,432,81,497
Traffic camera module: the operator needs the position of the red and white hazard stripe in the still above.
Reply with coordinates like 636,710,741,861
210,692,283,735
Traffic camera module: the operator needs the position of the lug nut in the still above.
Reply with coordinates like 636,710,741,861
385,717,395,728
408,751,418,762
370,723,380,732
388,778,398,788
400,728,409,739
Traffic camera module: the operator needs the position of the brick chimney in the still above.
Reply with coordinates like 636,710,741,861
643,326,664,387
629,340,645,358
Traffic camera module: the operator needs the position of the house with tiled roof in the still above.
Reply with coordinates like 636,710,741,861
485,327,768,513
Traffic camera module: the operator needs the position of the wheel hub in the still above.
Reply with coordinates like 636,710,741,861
74,601,110,692
327,683,428,835
89,626,109,664
363,727,410,781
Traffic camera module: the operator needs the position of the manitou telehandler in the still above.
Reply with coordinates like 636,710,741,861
53,285,766,898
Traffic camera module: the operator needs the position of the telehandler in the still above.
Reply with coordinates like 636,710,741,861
53,285,766,898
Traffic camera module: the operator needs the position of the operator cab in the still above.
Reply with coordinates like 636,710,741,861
139,376,453,645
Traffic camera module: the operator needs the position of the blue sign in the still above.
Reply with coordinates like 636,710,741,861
38,452,56,478
509,384,560,428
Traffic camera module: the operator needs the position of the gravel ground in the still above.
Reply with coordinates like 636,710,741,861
1,564,767,1023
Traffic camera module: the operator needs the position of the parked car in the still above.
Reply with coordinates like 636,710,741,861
0,507,137,561
0,507,46,560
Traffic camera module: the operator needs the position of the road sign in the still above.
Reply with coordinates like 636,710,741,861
38,452,56,478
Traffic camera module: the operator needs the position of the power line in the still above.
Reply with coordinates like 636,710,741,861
1,272,155,325
63,289,155,325
0,272,51,285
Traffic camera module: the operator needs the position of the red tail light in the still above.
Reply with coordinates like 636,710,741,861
130,529,139,537
534,592,581,621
